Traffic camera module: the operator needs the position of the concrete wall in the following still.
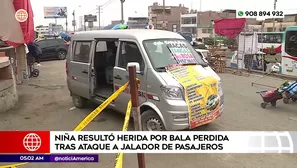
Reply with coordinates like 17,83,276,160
263,22,297,31
0,55,18,113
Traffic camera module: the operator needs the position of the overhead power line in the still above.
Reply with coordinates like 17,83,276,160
102,0,117,8
84,0,117,15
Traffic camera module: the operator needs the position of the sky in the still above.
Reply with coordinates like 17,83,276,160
30,0,296,30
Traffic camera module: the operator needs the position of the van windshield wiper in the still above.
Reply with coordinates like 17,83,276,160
155,63,208,72
155,67,167,72
180,62,209,67
201,63,208,67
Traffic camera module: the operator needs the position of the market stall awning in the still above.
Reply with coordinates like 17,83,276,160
13,0,35,44
0,0,24,46
214,18,246,39
0,0,35,47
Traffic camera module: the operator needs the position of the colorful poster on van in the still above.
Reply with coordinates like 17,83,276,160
166,65,220,129
164,41,197,64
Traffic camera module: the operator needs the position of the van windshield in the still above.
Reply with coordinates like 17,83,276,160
143,39,207,71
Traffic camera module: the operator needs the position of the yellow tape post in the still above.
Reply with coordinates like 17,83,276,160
114,100,132,168
2,83,129,168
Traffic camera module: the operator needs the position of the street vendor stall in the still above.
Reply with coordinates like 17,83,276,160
0,0,35,83
0,0,35,113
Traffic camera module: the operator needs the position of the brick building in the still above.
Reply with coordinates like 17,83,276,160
148,2,188,31
127,17,149,29
181,9,260,39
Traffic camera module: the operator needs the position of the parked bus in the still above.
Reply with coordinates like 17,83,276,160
257,32,283,54
281,26,297,76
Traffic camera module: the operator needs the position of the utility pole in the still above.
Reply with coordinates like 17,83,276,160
272,0,277,31
163,0,165,30
72,10,76,32
98,5,101,30
120,0,125,24
66,17,68,33
198,0,202,39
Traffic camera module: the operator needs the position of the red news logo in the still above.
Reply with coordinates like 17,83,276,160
23,133,42,152
15,9,28,22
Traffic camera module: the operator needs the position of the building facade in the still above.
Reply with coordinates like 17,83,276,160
35,25,49,35
127,17,149,29
195,10,260,39
49,23,64,35
148,2,188,31
180,12,197,36
263,14,297,32
196,10,237,39
111,20,122,24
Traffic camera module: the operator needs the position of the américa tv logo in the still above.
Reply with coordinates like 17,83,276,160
15,9,28,22
23,133,42,152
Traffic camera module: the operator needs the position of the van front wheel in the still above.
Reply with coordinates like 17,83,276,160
141,110,165,131
72,94,86,109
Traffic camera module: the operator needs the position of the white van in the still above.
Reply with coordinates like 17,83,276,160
66,29,224,131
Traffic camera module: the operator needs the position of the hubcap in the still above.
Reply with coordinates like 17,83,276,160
58,52,66,58
146,118,162,131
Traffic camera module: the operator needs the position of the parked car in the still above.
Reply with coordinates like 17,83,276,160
36,38,69,60
195,49,210,61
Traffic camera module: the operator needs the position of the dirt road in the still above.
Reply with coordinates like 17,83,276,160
1,60,297,168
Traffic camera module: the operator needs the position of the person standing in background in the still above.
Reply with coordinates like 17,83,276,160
27,41,42,66
35,42,42,66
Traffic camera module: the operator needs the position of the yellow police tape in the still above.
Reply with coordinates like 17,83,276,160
0,162,28,168
1,82,129,168
74,82,129,131
114,100,132,168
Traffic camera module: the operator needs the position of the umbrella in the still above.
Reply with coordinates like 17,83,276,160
59,33,67,39
103,24,117,30
112,24,129,30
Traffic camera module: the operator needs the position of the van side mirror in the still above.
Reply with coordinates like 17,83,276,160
126,62,141,73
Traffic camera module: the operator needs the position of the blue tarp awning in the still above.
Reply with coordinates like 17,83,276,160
103,24,129,30
103,24,117,30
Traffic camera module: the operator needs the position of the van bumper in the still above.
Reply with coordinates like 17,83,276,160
162,103,223,131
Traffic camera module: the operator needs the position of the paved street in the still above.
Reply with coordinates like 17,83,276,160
1,60,297,168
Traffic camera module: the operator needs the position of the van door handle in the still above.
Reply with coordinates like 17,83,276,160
114,75,122,80
82,70,88,74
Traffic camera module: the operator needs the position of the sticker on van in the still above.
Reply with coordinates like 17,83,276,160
165,65,220,129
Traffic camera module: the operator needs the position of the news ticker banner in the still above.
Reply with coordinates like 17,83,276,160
0,131,297,153
0,154,98,162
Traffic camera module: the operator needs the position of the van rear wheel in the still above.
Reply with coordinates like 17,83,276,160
72,94,86,109
141,110,165,131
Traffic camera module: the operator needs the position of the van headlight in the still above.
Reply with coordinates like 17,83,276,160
161,85,183,100
218,81,224,104
218,82,223,93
